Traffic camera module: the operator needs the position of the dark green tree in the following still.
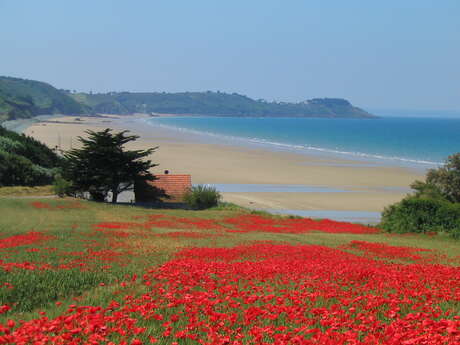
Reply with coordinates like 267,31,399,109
63,129,158,203
411,153,460,203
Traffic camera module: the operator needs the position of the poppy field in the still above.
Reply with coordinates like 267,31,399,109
0,198,459,344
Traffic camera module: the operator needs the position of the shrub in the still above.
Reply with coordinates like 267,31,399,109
52,174,73,197
0,126,61,168
0,136,24,153
183,185,222,210
380,196,460,238
0,150,54,186
411,153,460,203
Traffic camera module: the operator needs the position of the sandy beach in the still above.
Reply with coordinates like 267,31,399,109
23,114,424,216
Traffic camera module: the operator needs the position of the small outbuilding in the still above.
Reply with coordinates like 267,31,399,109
134,171,192,203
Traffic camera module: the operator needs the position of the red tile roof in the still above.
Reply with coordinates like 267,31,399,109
135,175,191,202
151,175,191,198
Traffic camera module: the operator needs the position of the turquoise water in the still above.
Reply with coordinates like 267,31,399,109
146,116,460,168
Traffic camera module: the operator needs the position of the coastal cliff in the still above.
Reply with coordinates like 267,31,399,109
0,76,375,121
71,91,375,118
0,76,90,122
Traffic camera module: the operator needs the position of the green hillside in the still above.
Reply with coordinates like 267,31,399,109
0,76,90,122
0,75,375,119
71,91,375,118
0,126,61,186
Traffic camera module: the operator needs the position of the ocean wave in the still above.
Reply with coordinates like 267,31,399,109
244,137,440,166
143,118,442,167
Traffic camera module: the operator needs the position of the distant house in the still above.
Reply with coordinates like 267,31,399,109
134,171,191,203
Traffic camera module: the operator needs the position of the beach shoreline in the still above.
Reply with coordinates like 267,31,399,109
22,114,424,218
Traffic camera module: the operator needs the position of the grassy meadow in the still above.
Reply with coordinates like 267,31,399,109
0,197,459,344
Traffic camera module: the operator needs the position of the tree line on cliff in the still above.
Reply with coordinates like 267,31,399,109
0,77,90,122
0,76,374,121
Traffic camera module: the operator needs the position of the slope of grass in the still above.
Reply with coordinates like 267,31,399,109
0,198,458,343
0,76,89,120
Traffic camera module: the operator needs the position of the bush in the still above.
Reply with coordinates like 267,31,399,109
380,196,460,238
0,136,24,153
52,174,73,197
0,150,54,186
0,126,61,168
412,153,460,203
183,185,222,210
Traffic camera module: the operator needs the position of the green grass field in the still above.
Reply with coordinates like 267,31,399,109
0,197,459,344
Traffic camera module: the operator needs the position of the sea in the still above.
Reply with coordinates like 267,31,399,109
145,116,460,170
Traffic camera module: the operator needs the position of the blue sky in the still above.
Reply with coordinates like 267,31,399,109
1,0,459,111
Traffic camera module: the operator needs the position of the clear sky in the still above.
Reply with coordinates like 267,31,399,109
1,0,459,111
